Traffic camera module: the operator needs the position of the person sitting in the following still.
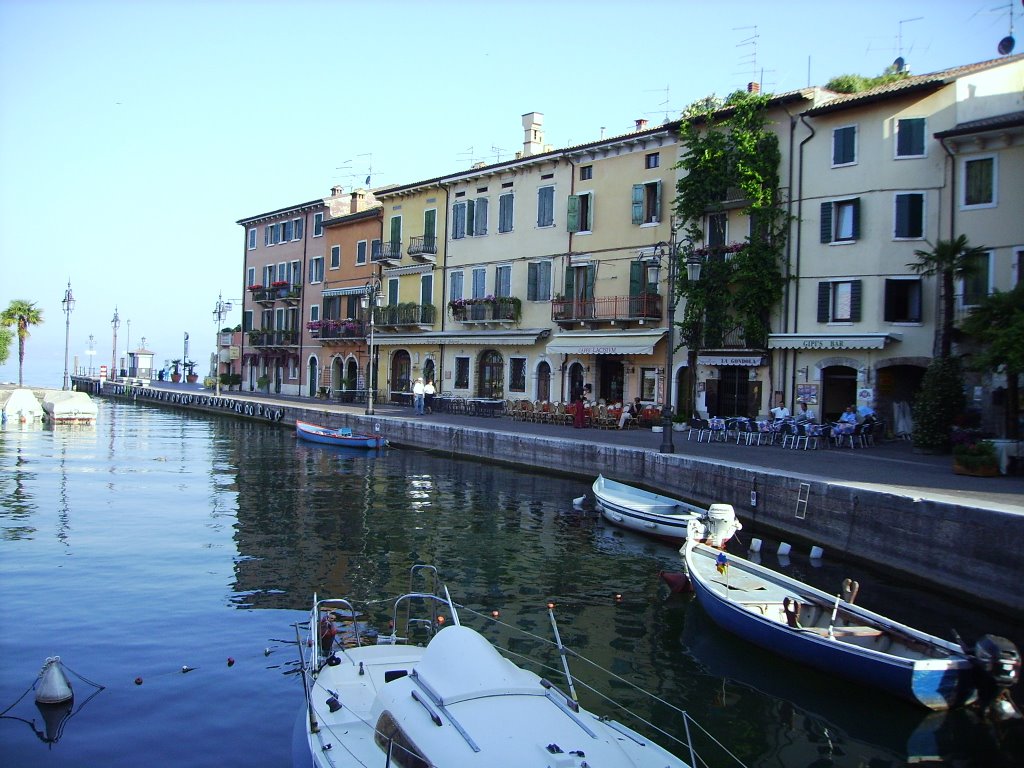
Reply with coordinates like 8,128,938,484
770,401,791,420
618,397,642,429
838,405,857,425
856,403,876,424
796,401,816,422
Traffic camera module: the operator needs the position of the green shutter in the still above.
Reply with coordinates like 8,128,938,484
631,184,644,225
424,209,436,239
850,280,862,322
820,203,832,243
466,199,476,236
390,216,401,246
585,264,596,300
629,261,643,297
564,265,575,297
528,263,538,300
653,181,662,222
566,195,579,233
851,198,861,240
817,282,830,322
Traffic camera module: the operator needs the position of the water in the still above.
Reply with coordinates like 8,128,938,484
1,400,1021,767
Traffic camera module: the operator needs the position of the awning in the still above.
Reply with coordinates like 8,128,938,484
768,333,903,351
373,329,550,347
545,330,666,356
322,286,367,297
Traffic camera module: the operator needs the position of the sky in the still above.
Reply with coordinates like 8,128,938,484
0,0,1019,387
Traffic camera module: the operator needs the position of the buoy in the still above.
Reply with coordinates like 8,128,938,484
749,538,762,553
572,495,586,509
810,545,824,559
134,676,143,686
181,665,194,673
264,648,271,656
491,610,499,618
227,657,235,667
659,571,692,593
778,542,792,555
36,657,73,705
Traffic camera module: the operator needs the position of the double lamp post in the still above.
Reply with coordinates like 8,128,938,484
61,280,75,390
361,274,383,416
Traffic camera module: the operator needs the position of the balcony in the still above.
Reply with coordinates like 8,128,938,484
309,320,366,345
248,284,301,305
702,325,761,350
551,295,662,327
408,235,437,263
372,240,403,267
248,329,300,347
450,299,521,325
376,303,436,329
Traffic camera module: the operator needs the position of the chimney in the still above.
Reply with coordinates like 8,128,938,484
521,112,544,157
330,185,344,197
747,82,760,94
635,118,648,131
350,189,367,213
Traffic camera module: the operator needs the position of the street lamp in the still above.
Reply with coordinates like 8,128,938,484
87,334,96,376
111,307,120,379
212,292,232,396
61,280,75,390
125,318,131,376
361,275,383,415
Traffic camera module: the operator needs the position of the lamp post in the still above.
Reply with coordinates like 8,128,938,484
87,334,96,376
61,280,75,390
361,275,383,416
125,318,131,377
212,292,232,396
110,307,120,380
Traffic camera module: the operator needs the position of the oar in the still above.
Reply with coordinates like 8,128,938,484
827,593,841,639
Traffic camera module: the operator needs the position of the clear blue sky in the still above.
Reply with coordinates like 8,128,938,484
1,0,1016,386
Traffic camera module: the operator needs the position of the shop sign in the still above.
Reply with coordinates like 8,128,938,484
697,355,763,366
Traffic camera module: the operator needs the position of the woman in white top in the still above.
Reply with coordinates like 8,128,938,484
797,402,816,422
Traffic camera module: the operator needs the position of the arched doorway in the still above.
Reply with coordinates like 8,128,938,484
391,350,411,397
423,357,436,388
537,361,551,401
822,364,858,422
477,349,504,398
568,362,586,402
307,356,319,397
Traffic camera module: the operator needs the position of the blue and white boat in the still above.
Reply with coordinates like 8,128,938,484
680,519,1021,712
296,419,386,449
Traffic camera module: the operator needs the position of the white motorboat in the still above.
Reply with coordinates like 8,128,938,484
42,391,98,423
298,564,725,768
592,474,741,547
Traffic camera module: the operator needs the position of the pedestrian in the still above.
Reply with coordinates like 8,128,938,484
424,379,436,414
413,377,425,415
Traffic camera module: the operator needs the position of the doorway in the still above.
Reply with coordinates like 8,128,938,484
707,367,755,418
597,358,624,403
477,350,504,398
822,365,857,422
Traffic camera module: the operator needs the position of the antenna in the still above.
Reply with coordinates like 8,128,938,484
490,145,506,163
644,84,676,123
897,16,923,59
733,25,758,83
996,0,1017,54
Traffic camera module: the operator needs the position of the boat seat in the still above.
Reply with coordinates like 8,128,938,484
800,625,884,638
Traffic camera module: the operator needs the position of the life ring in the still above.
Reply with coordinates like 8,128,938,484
256,404,263,416
245,404,253,416
275,410,283,421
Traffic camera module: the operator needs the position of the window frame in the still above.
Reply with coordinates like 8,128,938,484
883,277,922,324
893,192,925,240
498,192,514,233
961,154,997,210
247,228,257,250
832,124,857,167
495,264,512,298
527,260,552,301
312,212,324,237
706,212,727,247
895,117,926,159
455,356,470,389
817,279,862,323
330,245,341,270
645,152,660,169
509,357,527,392
959,250,993,308
631,181,662,226
537,186,555,228
308,257,324,284
356,240,367,265
450,270,464,302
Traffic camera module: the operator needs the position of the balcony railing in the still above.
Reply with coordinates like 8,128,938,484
451,301,520,323
702,326,759,349
371,240,403,265
248,330,300,347
249,285,301,304
375,303,436,327
551,294,662,324
408,235,438,257
311,321,366,342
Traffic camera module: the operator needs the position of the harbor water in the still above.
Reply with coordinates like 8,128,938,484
1,400,1021,767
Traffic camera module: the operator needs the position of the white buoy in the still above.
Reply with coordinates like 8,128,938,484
749,538,762,553
810,545,824,559
572,496,586,509
778,542,792,556
36,657,73,705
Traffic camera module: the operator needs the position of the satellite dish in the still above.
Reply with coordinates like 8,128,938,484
998,35,1015,55
893,56,905,72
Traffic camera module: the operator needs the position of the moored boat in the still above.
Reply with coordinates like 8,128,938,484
592,474,741,546
298,565,726,768
296,419,386,449
680,519,1021,713
42,391,98,423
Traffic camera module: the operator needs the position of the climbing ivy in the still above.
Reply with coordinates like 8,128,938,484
672,92,788,352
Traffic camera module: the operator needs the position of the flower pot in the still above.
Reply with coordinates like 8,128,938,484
952,462,999,477
170,373,182,383
672,422,686,432
186,374,199,384
651,425,664,433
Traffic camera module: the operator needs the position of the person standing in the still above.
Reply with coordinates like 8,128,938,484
413,377,425,415
423,379,436,414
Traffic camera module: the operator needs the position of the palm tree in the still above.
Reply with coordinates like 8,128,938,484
1,300,44,387
907,235,986,358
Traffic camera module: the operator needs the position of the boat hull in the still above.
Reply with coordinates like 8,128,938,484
295,419,385,449
684,540,976,711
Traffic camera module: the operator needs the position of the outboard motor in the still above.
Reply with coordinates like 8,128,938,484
973,634,1022,721
704,504,742,548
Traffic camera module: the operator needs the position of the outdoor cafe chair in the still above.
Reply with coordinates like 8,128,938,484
797,423,824,450
687,417,711,442
734,418,763,446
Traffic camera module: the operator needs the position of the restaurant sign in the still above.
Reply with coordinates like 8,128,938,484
697,355,764,366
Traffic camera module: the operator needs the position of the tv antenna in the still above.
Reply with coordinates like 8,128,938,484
996,1,1019,55
490,145,507,163
644,84,679,123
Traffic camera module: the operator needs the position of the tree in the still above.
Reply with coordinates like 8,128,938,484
907,236,987,358
1,300,44,387
912,357,966,453
960,283,1024,439
0,326,12,367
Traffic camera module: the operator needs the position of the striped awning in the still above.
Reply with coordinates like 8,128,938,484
322,286,369,298
768,333,902,351
545,330,666,356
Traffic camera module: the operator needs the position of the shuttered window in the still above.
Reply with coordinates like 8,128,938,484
832,125,857,166
498,193,514,232
894,193,924,239
896,118,925,158
817,280,861,322
527,261,551,301
537,186,554,227
820,199,860,243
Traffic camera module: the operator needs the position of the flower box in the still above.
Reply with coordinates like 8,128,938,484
952,462,999,477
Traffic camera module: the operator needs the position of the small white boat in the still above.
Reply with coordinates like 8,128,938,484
592,474,741,547
2,388,44,422
680,519,1022,713
42,391,98,423
299,565,724,768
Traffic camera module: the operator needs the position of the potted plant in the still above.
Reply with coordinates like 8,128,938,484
672,412,687,432
256,374,270,393
951,430,999,476
184,360,199,384
170,359,182,383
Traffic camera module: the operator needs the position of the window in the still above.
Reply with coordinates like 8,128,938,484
817,280,861,323
884,278,922,323
247,228,256,250
452,200,467,239
243,310,252,332
453,198,488,238
645,152,660,169
631,181,661,225
282,220,293,241
580,165,592,180
495,265,511,297
420,273,433,306
962,156,996,208
356,240,367,265
567,192,594,233
450,270,464,302
537,186,554,227
246,267,255,287
293,217,304,240
277,262,288,282
498,192,514,233
262,265,274,285
707,212,727,247
330,245,340,269
309,304,320,322
309,257,324,283
832,125,857,166
473,197,488,235
455,357,469,389
264,225,273,247
312,212,324,237
389,215,402,254
896,118,926,158
289,260,301,285
527,261,551,301
387,278,399,305
820,198,861,243
510,358,526,392
960,251,992,307
471,267,486,298
894,193,924,239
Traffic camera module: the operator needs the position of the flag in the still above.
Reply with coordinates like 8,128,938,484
715,552,729,574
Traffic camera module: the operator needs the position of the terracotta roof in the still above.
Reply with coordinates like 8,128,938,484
804,54,1024,116
934,110,1024,138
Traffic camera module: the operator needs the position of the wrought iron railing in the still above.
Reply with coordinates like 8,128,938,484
408,235,437,256
551,294,662,323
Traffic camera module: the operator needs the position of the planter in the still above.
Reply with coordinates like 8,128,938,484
672,422,686,432
651,425,664,433
170,373,182,383
186,374,199,384
952,462,999,477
